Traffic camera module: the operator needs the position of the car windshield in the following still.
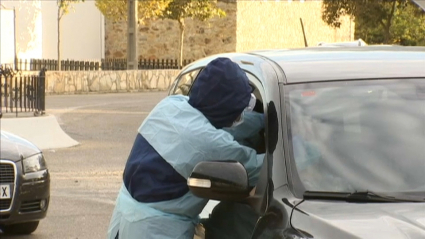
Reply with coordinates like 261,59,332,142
286,79,425,195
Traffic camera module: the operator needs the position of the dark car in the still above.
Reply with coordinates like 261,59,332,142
0,130,50,235
168,46,425,238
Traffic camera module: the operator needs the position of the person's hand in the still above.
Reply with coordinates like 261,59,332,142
249,186,256,196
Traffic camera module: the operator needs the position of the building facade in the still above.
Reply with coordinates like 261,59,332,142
105,0,354,60
1,0,104,63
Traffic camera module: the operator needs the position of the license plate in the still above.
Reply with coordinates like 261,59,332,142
0,185,11,199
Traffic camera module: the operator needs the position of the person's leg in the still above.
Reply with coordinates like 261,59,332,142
203,202,259,239
119,216,195,239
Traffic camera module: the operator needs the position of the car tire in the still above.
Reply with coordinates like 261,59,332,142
2,221,39,235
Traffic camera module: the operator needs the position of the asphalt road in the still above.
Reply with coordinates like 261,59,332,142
2,92,168,239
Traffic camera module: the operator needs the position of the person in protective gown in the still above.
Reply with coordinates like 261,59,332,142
106,57,265,239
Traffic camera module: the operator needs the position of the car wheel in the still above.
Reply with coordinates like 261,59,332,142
2,221,39,235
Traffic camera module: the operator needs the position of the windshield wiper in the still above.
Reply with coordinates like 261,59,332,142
347,191,401,202
304,191,425,202
303,191,351,200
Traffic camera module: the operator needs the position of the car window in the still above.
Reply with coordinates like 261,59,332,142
171,68,265,100
172,69,202,96
285,79,425,194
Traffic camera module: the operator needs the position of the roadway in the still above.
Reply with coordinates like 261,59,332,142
2,92,167,239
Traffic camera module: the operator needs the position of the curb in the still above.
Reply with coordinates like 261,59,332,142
1,114,79,150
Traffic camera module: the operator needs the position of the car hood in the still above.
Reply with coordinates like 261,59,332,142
0,131,41,161
292,200,425,239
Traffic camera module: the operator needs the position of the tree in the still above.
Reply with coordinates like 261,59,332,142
95,0,171,69
161,0,225,67
95,0,170,23
95,0,226,67
387,2,425,45
322,0,425,45
57,0,84,70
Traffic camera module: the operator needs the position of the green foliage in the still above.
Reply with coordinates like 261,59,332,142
162,0,226,66
95,0,225,25
95,0,226,65
162,0,225,23
95,0,170,23
58,0,84,20
322,0,425,45
389,2,425,45
322,0,402,28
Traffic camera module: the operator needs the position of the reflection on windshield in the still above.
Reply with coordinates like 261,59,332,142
287,79,425,193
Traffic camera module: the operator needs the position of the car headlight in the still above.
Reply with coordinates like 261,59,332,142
22,154,47,173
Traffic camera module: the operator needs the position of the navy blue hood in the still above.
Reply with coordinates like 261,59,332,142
189,58,252,129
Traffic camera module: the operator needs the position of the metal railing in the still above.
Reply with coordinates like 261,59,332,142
102,58,195,70
0,66,46,118
16,58,195,71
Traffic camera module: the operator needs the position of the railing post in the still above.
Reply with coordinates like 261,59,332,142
13,75,18,117
101,59,105,70
8,71,12,113
5,73,8,113
19,75,23,113
38,59,42,71
23,75,27,112
29,75,35,111
36,68,46,116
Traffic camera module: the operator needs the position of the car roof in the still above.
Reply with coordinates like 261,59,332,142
248,46,425,83
180,52,272,84
181,46,425,85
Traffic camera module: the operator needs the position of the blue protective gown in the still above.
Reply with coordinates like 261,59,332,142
107,58,264,239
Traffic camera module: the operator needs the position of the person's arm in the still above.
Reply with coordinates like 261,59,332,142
223,111,265,142
210,140,264,187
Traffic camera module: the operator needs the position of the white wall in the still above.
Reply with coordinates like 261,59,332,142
41,1,104,60
0,9,16,65
40,1,57,60
1,0,104,62
1,0,43,60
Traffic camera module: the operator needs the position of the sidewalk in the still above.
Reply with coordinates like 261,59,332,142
1,111,79,150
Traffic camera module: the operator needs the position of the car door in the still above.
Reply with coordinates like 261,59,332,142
248,59,295,239
169,58,288,238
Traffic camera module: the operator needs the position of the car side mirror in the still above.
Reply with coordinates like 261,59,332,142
187,161,250,201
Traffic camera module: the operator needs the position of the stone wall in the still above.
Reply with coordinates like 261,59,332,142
45,70,180,94
105,1,354,60
236,1,354,51
105,1,237,59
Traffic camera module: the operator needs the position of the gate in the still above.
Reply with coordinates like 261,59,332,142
0,67,46,118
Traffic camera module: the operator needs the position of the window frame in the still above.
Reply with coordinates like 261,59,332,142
169,67,203,96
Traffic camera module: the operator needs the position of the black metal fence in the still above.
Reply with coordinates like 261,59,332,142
16,58,195,71
0,66,46,118
16,59,100,71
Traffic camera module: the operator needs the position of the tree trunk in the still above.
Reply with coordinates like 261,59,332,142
178,19,185,69
127,0,138,70
57,6,61,71
383,0,398,44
